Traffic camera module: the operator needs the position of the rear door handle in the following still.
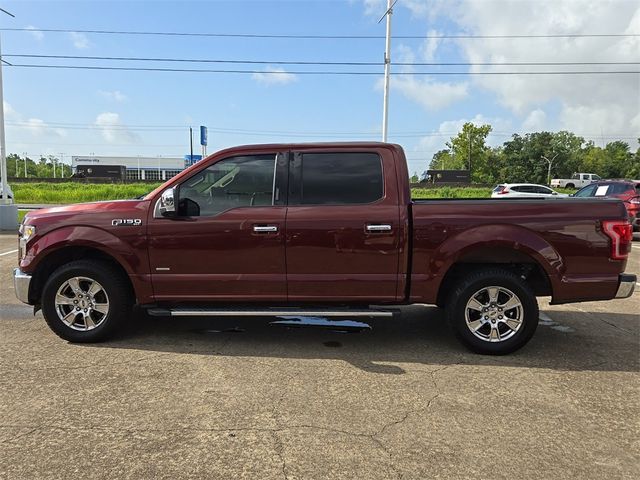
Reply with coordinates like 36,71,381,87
366,224,392,232
253,225,279,233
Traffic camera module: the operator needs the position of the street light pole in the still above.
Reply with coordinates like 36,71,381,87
379,0,396,143
0,27,10,203
0,7,18,230
541,153,558,186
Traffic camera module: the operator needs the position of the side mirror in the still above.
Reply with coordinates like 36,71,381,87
158,187,176,217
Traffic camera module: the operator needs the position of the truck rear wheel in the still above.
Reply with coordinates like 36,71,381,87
41,260,132,343
445,268,539,355
565,183,575,189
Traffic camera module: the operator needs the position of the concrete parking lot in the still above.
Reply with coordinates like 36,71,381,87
0,232,638,479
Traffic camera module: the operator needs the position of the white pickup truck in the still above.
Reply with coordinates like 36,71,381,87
551,173,601,189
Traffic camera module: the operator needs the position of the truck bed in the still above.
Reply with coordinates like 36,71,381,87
409,197,629,305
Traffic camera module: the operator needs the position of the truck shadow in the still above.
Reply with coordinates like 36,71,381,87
91,305,639,375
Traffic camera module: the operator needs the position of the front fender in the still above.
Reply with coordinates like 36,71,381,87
20,225,148,276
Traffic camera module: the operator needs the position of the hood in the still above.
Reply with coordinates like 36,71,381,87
23,199,151,232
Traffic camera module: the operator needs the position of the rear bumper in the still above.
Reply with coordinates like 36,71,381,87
13,268,32,304
615,274,636,299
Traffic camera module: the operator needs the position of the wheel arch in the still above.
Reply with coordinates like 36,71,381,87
29,246,134,306
431,224,562,306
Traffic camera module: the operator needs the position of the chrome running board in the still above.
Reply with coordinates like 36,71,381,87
146,307,396,318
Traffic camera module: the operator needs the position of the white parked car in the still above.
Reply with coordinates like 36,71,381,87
492,183,567,198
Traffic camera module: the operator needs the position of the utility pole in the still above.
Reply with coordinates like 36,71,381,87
59,153,65,178
379,0,396,143
0,7,17,230
189,127,194,165
23,151,27,178
541,153,558,186
467,130,471,171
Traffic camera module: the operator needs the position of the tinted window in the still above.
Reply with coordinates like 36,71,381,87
574,184,597,197
534,186,553,194
607,183,632,195
179,154,275,216
296,152,383,205
513,185,534,193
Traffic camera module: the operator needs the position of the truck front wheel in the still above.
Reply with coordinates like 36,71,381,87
41,260,132,343
446,268,539,355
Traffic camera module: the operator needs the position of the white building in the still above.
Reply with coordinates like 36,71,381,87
71,156,187,181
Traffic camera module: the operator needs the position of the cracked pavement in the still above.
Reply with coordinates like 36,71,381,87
0,233,638,479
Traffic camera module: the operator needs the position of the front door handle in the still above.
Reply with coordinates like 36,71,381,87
366,224,392,232
253,225,279,233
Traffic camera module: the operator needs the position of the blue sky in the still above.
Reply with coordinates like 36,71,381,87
2,0,639,176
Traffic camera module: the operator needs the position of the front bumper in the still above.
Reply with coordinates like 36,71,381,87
13,268,32,304
615,274,636,299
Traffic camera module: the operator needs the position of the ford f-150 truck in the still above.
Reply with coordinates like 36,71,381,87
13,143,636,354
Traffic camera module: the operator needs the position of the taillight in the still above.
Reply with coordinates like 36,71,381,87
601,220,632,260
497,187,509,195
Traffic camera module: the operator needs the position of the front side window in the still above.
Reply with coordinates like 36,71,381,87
293,152,383,205
178,154,275,216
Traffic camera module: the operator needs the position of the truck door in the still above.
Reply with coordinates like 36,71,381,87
285,149,402,302
147,152,289,301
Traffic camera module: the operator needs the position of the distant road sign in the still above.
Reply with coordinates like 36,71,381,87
200,126,208,146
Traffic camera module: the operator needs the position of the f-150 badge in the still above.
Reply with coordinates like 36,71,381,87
112,219,142,226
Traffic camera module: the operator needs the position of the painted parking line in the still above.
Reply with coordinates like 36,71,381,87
0,249,18,257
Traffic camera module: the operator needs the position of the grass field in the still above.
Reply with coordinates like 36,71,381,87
11,183,162,204
10,182,575,204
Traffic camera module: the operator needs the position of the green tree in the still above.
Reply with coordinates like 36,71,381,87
444,122,493,183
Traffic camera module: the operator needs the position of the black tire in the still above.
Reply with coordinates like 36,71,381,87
41,260,132,342
445,268,539,355
565,183,575,189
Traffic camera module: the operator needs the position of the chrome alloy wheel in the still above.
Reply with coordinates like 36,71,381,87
54,277,110,331
464,286,524,343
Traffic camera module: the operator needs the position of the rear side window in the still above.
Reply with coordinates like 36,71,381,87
492,185,505,192
293,152,383,205
607,183,633,195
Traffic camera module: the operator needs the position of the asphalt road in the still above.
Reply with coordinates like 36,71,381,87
0,233,638,480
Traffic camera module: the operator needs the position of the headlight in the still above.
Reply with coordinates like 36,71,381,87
18,225,36,261
19,224,36,242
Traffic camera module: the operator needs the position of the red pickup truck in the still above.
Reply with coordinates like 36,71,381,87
13,143,635,354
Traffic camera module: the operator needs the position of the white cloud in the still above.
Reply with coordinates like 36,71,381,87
69,32,91,49
98,90,127,102
522,109,547,132
420,29,442,62
25,25,44,41
433,0,639,142
3,101,16,119
24,118,67,138
380,42,468,111
252,67,298,86
391,76,469,110
95,112,139,144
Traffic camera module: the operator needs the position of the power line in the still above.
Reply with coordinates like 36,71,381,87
6,122,637,140
5,54,639,67
2,27,638,39
6,63,639,75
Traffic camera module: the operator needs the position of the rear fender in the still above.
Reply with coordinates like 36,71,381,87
431,224,563,294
